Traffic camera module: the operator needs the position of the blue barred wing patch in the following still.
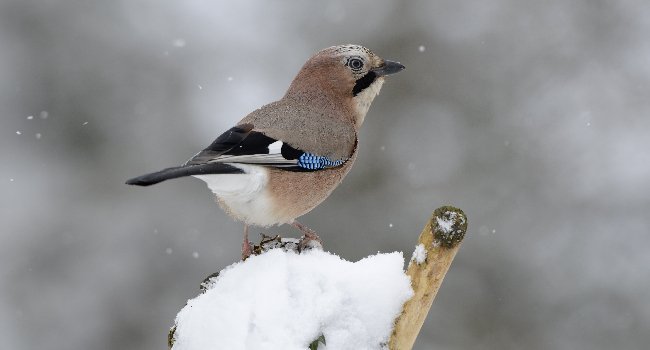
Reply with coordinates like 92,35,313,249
297,152,346,170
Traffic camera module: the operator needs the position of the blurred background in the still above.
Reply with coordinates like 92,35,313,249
1,1,649,349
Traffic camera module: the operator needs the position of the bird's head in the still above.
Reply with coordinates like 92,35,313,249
286,44,405,127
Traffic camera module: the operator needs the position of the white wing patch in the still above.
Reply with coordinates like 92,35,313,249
267,140,283,154
196,139,298,166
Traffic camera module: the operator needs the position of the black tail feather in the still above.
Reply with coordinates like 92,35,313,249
125,163,244,186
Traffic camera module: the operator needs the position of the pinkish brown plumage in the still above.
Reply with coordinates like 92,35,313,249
126,44,405,258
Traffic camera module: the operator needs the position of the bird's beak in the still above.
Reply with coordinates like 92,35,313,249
372,60,405,76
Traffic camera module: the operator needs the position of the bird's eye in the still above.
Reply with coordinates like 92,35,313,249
347,57,364,72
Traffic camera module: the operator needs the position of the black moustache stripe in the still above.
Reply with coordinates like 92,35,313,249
352,71,377,96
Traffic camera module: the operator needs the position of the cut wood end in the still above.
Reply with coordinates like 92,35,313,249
389,206,468,349
430,206,467,249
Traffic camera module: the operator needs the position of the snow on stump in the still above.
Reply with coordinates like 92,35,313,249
170,249,413,350
168,206,468,350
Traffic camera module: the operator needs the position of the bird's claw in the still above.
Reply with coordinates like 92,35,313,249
298,232,323,252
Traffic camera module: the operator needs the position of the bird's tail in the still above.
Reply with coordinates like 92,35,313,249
125,163,244,186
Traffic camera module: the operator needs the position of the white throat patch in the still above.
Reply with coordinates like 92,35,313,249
353,77,384,127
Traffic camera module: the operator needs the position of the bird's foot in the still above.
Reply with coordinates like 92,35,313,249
298,233,323,252
291,221,324,252
241,240,253,260
241,224,253,260
241,222,323,260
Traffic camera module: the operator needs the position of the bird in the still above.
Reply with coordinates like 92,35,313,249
126,44,405,259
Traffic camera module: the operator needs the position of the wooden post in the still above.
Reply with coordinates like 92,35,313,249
388,206,468,350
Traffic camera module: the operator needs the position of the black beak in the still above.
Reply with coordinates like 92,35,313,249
372,60,405,76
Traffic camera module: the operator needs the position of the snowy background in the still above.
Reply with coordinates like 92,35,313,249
1,1,649,349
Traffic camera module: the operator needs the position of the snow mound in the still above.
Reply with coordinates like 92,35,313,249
172,249,413,350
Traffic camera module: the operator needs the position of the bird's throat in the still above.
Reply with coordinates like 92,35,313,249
352,77,384,127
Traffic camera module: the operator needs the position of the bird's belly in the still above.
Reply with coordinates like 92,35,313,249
193,164,283,227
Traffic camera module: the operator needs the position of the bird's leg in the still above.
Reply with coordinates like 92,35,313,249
291,220,323,251
241,224,253,260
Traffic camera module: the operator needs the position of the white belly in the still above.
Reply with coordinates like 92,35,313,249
193,164,281,226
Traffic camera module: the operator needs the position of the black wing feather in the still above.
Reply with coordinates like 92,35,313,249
223,132,279,156
126,163,243,186
186,123,257,165
186,125,302,166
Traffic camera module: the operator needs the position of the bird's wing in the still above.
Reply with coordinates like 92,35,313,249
185,123,349,171
125,123,352,187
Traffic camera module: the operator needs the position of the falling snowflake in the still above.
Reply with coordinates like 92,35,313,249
173,39,186,48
